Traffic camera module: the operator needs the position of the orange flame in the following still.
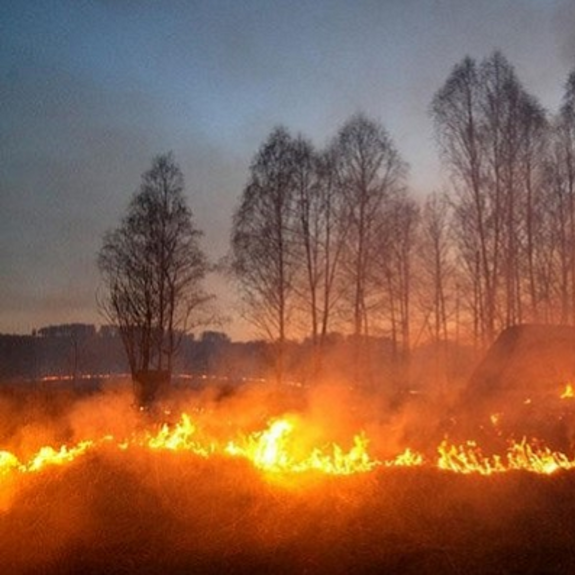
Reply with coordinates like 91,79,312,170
0,451,21,476
437,438,575,475
560,383,574,399
25,441,94,473
385,447,424,468
225,418,380,475
2,413,575,482
146,413,213,457
490,413,502,426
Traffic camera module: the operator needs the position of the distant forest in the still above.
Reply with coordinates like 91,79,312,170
0,323,475,394
0,324,260,383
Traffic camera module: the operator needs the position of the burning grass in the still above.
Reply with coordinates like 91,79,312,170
2,378,575,573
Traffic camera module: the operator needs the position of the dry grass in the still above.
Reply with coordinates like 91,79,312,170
1,448,575,574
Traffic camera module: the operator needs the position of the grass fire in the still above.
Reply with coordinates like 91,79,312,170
3,348,575,575
3,410,575,481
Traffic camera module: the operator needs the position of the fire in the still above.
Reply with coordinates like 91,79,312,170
437,438,575,475
0,415,382,480
225,417,380,475
560,383,574,399
490,413,502,426
385,447,424,468
0,451,20,476
2,413,575,483
25,441,94,473
146,413,213,457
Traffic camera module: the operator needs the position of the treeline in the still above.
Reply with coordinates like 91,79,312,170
0,324,259,382
0,325,126,381
0,324,475,394
229,51,575,383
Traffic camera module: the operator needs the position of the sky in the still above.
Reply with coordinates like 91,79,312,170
1,0,575,339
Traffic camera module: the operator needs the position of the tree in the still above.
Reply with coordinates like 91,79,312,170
291,140,348,379
417,192,453,344
331,114,408,383
379,194,419,361
98,153,211,403
518,93,548,322
333,115,408,339
415,192,456,391
231,127,299,383
547,71,575,324
432,51,547,345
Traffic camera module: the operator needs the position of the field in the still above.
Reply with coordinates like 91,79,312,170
1,379,575,574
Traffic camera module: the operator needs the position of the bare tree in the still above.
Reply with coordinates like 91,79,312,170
378,196,419,358
291,140,348,379
432,56,488,344
432,52,547,345
417,191,454,344
98,153,211,404
331,115,408,382
231,127,299,383
333,115,408,338
546,71,575,324
374,194,419,390
518,95,548,321
413,191,457,392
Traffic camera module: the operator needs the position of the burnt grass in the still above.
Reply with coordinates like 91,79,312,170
1,449,575,575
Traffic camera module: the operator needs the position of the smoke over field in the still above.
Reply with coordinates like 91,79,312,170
1,376,575,574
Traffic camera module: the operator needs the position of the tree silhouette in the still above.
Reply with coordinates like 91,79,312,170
231,127,299,384
98,153,211,404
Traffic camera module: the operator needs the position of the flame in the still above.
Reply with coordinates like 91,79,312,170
490,413,502,426
2,413,575,483
225,418,380,475
437,438,575,475
25,441,94,472
0,451,21,476
560,383,574,399
146,413,213,457
385,447,424,468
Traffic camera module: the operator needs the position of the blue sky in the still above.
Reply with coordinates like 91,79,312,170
1,0,574,338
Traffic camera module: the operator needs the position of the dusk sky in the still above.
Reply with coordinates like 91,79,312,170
2,0,575,339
